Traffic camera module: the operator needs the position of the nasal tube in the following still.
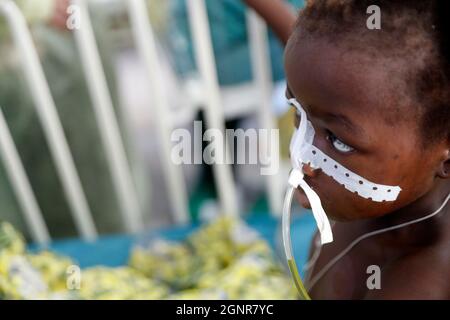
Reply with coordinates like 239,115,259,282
282,170,312,300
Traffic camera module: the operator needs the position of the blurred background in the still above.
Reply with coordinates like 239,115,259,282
0,0,317,299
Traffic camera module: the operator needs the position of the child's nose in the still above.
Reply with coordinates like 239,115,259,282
302,163,320,178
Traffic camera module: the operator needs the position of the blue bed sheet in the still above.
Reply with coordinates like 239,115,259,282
29,213,317,276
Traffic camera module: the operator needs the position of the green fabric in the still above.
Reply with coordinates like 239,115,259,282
0,6,129,240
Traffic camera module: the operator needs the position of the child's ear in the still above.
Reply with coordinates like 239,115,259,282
437,149,450,179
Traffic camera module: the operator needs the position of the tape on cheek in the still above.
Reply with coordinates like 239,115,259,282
288,97,401,245
300,144,401,201
289,103,402,202
288,98,334,244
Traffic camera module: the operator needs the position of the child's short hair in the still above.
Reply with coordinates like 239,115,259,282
292,0,449,145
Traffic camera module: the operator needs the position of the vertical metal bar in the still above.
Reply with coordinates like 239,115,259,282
0,0,97,240
127,0,189,224
0,107,50,245
72,0,144,232
247,11,283,216
186,0,239,217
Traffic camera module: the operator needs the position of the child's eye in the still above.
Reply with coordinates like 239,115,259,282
327,131,354,153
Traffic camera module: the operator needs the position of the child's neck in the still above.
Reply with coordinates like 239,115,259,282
369,181,450,244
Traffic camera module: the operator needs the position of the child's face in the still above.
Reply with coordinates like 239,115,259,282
284,38,446,221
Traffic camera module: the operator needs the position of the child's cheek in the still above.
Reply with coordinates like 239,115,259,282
378,144,437,202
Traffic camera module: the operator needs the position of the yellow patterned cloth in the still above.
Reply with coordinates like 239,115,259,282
0,217,296,300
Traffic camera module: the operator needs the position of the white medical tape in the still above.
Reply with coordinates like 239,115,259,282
288,98,401,202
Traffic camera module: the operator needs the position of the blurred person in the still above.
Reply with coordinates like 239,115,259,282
0,0,133,239
149,0,304,216
164,0,303,85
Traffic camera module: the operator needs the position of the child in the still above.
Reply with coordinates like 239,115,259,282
247,0,450,299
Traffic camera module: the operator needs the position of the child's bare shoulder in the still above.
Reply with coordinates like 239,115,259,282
366,243,450,299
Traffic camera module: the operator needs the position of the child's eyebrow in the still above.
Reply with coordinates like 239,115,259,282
324,111,364,136
286,85,365,137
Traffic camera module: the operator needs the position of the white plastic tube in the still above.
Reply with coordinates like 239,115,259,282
72,0,143,232
247,10,283,216
0,107,50,245
0,0,97,240
282,185,311,300
127,0,189,224
186,0,239,217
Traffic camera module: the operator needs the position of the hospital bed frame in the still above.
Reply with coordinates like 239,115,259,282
0,0,283,245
